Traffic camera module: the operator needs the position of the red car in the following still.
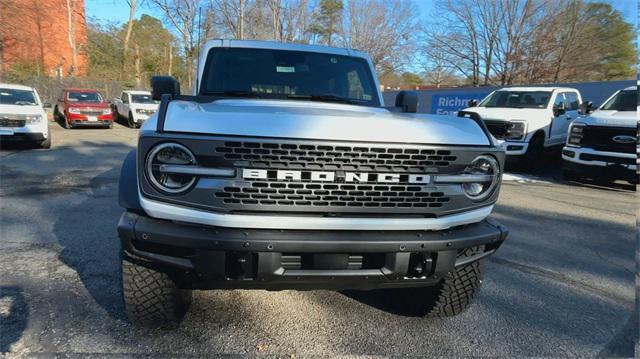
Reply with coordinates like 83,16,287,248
54,88,114,129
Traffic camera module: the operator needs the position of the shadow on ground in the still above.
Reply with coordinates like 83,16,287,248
0,286,28,353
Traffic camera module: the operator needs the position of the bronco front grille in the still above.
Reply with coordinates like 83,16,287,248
0,119,26,127
215,141,457,172
215,182,449,209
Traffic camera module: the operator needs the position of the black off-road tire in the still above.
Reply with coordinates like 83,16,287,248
562,168,581,182
128,112,135,128
423,246,484,318
121,255,192,328
522,133,544,170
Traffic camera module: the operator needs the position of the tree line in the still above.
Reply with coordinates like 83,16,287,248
2,0,635,92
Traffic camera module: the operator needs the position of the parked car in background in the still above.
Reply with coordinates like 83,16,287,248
54,88,113,129
112,90,158,128
0,83,51,148
562,85,638,184
459,87,583,167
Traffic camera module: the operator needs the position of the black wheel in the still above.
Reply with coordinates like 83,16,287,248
422,246,484,317
121,254,192,328
39,129,51,149
522,133,544,170
127,112,135,128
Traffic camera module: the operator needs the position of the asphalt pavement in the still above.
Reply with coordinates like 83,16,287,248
0,120,636,356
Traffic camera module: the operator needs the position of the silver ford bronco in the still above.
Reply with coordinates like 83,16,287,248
117,40,508,327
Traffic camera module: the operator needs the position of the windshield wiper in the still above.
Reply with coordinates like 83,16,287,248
287,94,359,104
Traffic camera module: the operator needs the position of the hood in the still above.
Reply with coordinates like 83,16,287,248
66,101,110,108
151,99,491,145
0,104,46,116
461,106,547,122
579,110,637,127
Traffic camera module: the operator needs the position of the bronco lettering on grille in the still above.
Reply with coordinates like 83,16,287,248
242,169,431,184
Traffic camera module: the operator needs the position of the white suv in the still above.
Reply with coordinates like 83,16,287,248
0,83,51,148
459,87,582,164
562,86,637,183
112,90,159,128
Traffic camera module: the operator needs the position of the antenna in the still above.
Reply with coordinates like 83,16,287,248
195,6,202,95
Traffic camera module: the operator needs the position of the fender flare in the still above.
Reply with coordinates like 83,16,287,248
119,149,144,213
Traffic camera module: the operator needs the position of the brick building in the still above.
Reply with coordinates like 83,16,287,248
0,0,88,77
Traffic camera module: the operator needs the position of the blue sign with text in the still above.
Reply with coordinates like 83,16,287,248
430,93,489,115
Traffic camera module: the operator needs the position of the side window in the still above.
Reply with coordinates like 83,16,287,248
553,93,565,108
562,92,579,110
122,93,128,103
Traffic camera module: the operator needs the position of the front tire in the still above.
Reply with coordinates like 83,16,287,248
522,133,544,170
39,130,51,149
423,246,484,317
127,112,135,128
121,254,192,328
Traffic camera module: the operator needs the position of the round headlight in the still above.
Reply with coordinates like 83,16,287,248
462,155,500,201
145,142,197,194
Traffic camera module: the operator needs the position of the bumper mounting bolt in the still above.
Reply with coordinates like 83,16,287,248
399,245,406,251
243,242,250,248
267,244,274,250
141,233,149,240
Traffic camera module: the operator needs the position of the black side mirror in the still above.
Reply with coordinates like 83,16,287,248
42,102,52,109
151,76,180,101
578,101,593,115
468,99,478,107
553,102,566,117
395,90,418,113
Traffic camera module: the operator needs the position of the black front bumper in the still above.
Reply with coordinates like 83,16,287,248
0,132,46,142
118,212,508,290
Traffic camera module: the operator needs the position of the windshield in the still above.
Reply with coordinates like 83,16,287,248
479,91,551,109
201,48,380,107
67,92,102,103
600,89,637,111
0,88,38,105
131,94,156,104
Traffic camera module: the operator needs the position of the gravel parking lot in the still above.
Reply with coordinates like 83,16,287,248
1,120,636,356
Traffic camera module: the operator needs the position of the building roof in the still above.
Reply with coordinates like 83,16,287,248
0,83,35,91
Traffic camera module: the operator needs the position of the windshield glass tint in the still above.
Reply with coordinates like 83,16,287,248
479,91,551,109
201,48,380,106
0,88,38,105
131,94,156,104
601,89,637,111
68,92,102,103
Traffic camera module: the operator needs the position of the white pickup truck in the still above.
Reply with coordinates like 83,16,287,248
0,83,51,148
112,90,158,128
562,85,637,183
459,87,582,166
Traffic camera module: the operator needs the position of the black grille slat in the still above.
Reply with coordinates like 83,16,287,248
581,126,636,154
216,182,449,208
215,141,457,171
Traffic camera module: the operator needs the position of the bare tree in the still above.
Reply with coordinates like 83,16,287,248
121,0,138,80
65,0,79,76
149,0,200,89
342,0,418,72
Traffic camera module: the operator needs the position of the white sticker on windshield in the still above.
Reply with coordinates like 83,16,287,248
276,66,295,73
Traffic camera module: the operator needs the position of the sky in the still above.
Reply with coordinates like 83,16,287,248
85,0,638,28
